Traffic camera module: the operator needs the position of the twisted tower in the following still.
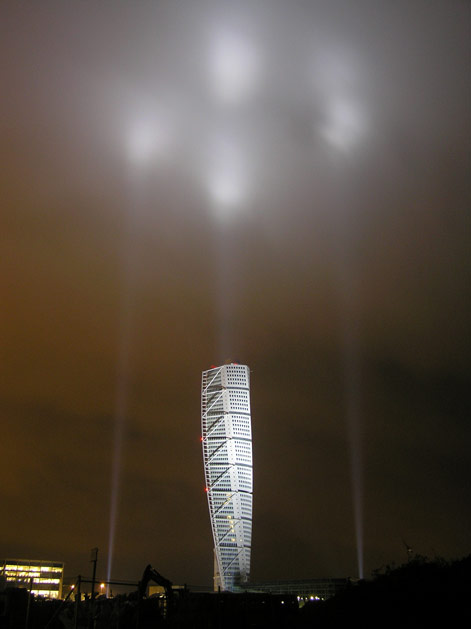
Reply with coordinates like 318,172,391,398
201,363,253,591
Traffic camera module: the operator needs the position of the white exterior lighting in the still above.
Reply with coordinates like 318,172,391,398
201,364,253,591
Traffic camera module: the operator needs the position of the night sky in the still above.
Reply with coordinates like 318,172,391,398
1,1,470,587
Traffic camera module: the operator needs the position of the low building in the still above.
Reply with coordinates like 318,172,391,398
0,559,64,599
244,578,350,602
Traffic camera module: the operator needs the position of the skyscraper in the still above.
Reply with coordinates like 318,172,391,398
201,363,253,591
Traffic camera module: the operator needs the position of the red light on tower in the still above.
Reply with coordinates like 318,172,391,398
204,487,208,492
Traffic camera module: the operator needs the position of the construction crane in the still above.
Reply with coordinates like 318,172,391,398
138,564,174,606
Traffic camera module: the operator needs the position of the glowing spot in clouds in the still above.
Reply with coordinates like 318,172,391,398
209,31,259,105
127,115,172,164
321,98,365,153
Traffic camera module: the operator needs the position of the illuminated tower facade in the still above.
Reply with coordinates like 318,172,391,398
201,363,253,591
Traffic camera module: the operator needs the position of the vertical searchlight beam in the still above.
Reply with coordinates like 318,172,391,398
201,363,253,592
